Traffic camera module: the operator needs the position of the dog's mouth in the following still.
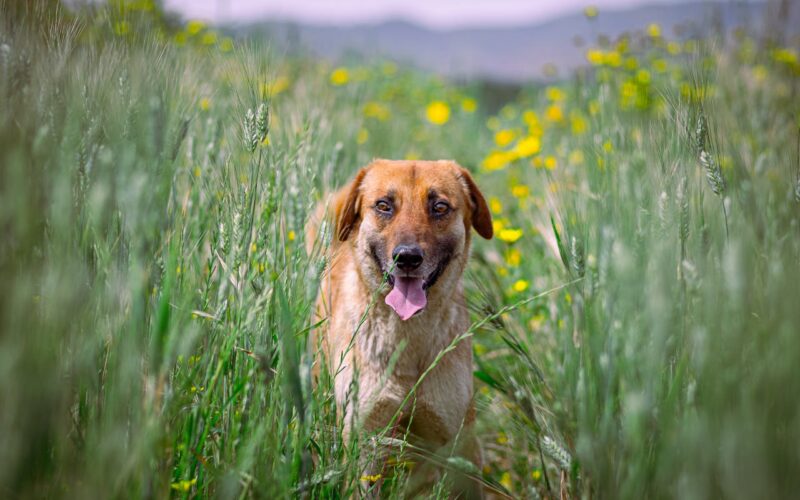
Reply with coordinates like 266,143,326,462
385,276,427,320
371,247,452,321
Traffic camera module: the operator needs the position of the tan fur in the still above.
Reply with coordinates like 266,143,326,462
306,159,492,496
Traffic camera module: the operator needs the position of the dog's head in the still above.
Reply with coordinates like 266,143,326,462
334,159,492,320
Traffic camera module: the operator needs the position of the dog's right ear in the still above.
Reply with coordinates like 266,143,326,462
334,168,368,241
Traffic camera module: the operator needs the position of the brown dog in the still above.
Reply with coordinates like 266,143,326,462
306,159,492,495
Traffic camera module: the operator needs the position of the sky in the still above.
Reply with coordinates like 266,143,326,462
160,0,698,29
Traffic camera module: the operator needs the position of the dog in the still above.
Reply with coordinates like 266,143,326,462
306,159,493,496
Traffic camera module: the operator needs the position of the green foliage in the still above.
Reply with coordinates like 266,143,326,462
1,2,799,498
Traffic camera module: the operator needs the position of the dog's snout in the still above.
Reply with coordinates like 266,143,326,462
392,244,424,271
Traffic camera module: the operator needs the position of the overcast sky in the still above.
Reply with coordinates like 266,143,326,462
161,0,707,29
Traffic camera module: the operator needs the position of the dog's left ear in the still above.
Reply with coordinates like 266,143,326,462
335,167,368,241
458,167,493,239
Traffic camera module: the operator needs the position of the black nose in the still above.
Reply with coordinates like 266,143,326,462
392,244,424,271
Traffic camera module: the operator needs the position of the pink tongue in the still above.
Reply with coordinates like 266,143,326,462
385,277,427,320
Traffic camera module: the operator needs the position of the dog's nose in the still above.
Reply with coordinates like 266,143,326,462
392,244,424,271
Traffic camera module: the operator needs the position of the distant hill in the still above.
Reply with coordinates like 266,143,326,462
230,1,799,82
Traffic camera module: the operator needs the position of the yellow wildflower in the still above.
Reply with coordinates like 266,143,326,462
532,469,542,481
500,472,512,490
647,23,661,38
584,6,598,18
426,101,450,125
513,136,540,157
544,156,557,170
511,185,530,199
603,140,613,153
360,474,382,482
201,31,217,46
636,69,651,85
752,65,768,83
114,21,130,36
586,48,604,66
170,478,197,492
356,128,369,144
545,105,564,123
486,116,500,130
505,248,521,267
621,80,637,101
546,86,566,102
461,97,477,113
773,48,799,67
513,280,529,293
617,37,630,54
496,432,509,444
493,219,507,236
604,50,622,67
498,228,523,244
186,20,205,35
570,113,587,135
219,37,234,52
667,41,681,55
494,129,517,147
329,67,349,86
174,32,187,46
522,110,540,127
489,197,503,215
482,150,513,171
288,230,296,241
200,97,211,111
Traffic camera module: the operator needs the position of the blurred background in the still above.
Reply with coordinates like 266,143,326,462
156,0,799,82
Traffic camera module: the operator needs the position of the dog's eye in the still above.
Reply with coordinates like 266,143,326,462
375,200,392,214
432,201,451,215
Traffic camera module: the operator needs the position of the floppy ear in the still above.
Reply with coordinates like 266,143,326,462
458,167,493,239
334,168,368,241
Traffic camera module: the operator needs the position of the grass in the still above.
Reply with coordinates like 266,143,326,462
1,2,800,498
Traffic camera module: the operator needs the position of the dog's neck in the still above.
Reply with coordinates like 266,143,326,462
347,267,467,370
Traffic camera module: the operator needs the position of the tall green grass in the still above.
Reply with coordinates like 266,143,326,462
1,2,799,498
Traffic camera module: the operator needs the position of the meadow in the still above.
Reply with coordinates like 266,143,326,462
1,2,800,498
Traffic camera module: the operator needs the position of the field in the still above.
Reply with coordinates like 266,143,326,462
1,2,800,498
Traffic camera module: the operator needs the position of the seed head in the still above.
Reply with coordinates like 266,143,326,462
256,103,269,143
700,150,725,196
243,108,258,153
542,436,572,470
